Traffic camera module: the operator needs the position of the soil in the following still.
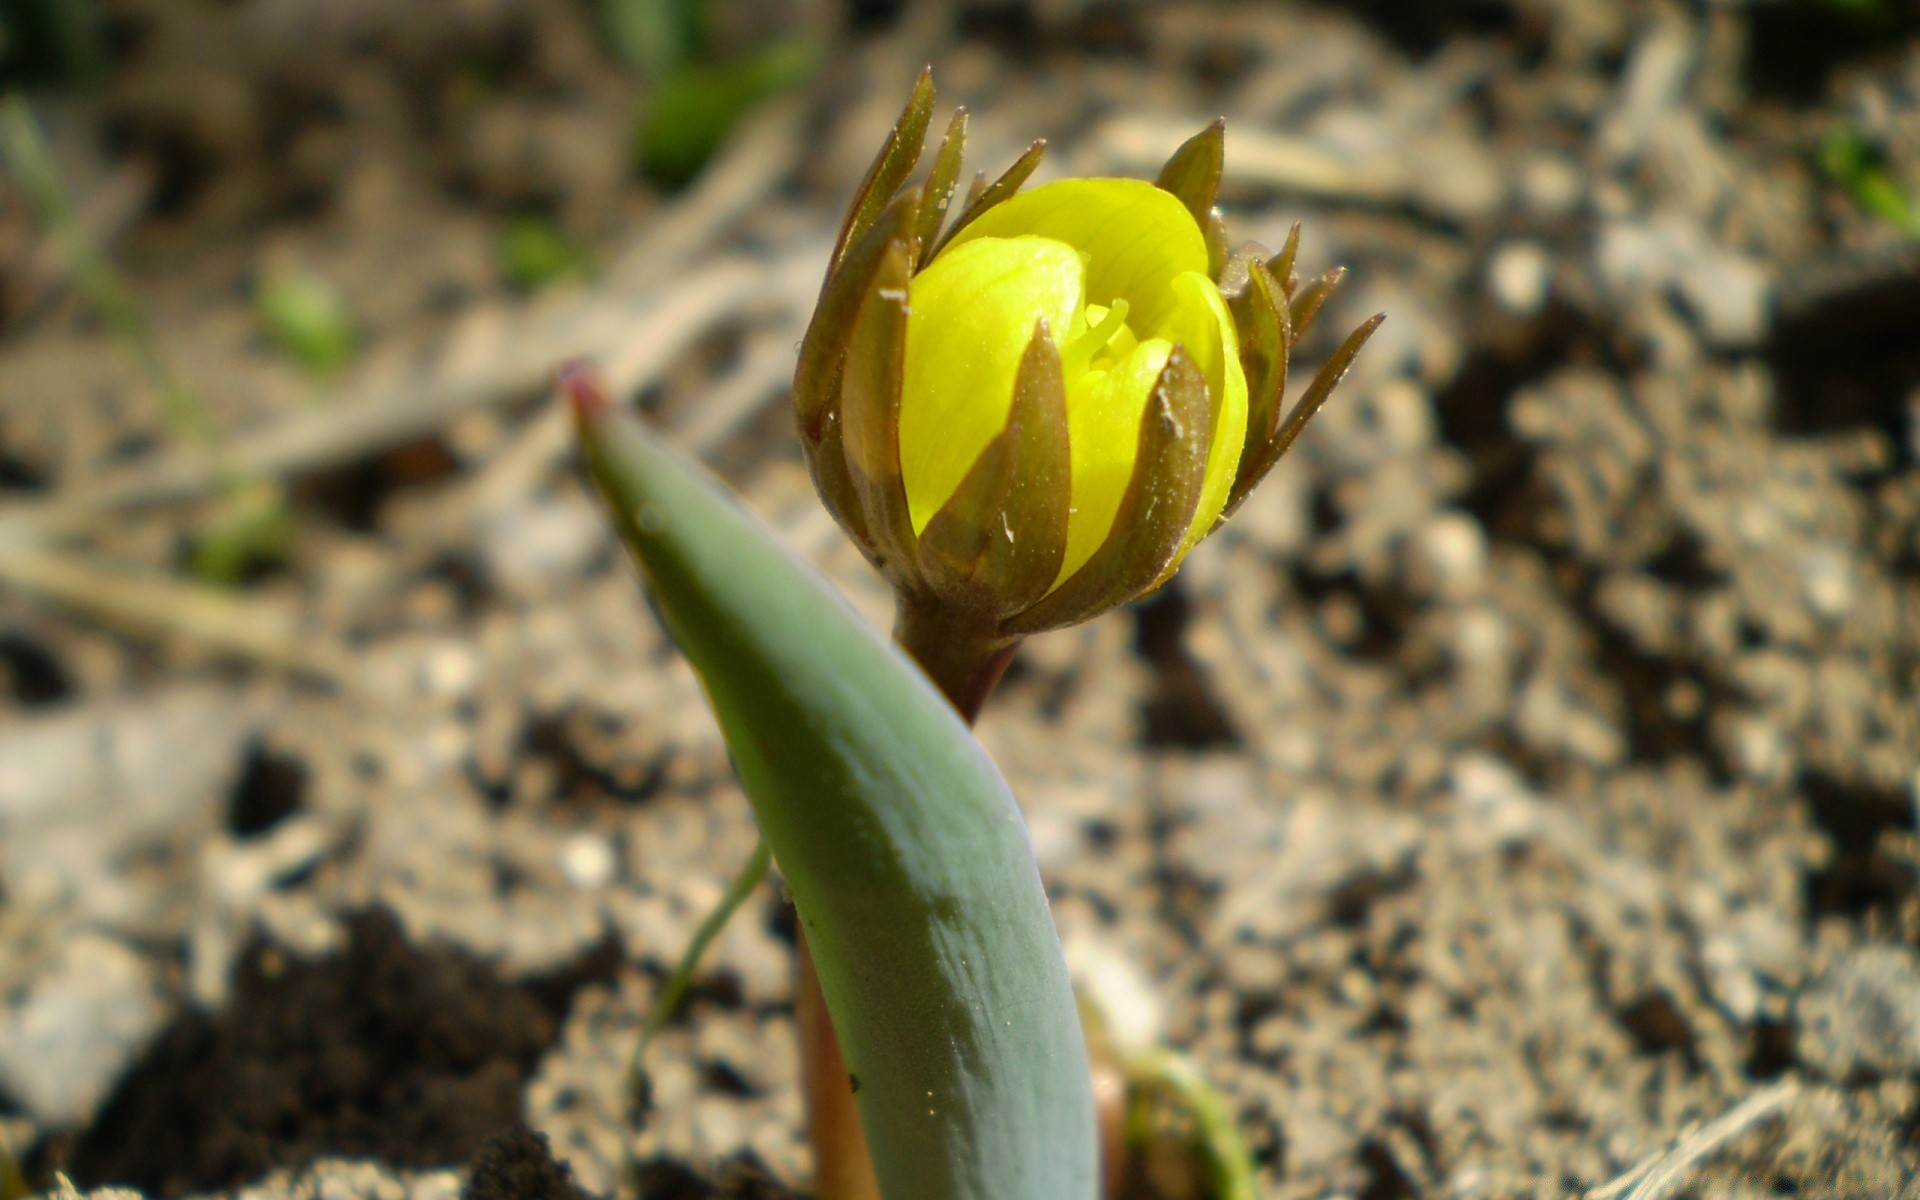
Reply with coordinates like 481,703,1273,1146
3,1,1920,1199
58,911,614,1197
463,1128,589,1200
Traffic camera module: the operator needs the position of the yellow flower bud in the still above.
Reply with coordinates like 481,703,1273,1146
900,179,1248,584
793,70,1382,641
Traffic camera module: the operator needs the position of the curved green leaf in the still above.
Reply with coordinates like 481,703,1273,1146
574,385,1097,1200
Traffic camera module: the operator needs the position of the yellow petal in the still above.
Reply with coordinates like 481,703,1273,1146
901,235,1083,531
945,179,1209,333
1158,270,1247,563
1060,336,1173,580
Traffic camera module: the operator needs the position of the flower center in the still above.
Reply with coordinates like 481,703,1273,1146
1061,298,1134,380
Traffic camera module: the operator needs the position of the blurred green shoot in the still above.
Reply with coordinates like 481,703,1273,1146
1122,1051,1259,1200
256,265,356,376
1,92,293,584
636,38,818,188
1,92,209,442
629,838,771,1097
186,476,296,586
1818,126,1920,235
499,215,595,290
0,0,107,88
598,0,702,79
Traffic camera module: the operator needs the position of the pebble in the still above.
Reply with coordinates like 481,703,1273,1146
1486,240,1552,316
1800,544,1854,620
481,496,608,598
0,684,254,919
1700,908,1801,1025
1405,510,1488,600
0,933,166,1126
559,832,618,890
1517,153,1583,217
1594,214,1770,348
1799,945,1920,1080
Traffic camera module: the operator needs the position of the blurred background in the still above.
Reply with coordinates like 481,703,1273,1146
2,1,1919,1198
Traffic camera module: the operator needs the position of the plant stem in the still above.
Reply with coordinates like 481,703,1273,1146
797,926,881,1200
891,598,1020,726
797,601,1020,1200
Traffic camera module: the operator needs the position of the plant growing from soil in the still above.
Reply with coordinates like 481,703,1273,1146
575,69,1378,1200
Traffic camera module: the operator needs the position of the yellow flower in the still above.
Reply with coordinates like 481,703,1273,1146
794,70,1380,642
900,179,1247,584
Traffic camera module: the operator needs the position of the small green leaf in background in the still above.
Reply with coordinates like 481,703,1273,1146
256,266,355,376
186,476,294,586
597,0,702,78
499,215,594,290
572,373,1098,1200
1818,126,1920,235
636,38,817,188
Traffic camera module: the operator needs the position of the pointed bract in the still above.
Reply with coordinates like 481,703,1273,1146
831,67,936,274
935,139,1047,256
1007,348,1212,635
796,188,923,441
839,229,921,584
1227,259,1289,513
806,409,874,555
1287,266,1346,346
1222,312,1383,522
1267,223,1302,296
1153,119,1225,229
1203,208,1230,281
918,320,1070,618
915,109,970,270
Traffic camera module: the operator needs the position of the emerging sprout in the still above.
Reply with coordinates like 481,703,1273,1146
795,70,1382,654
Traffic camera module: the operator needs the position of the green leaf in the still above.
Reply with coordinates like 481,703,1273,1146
499,216,594,290
256,266,355,376
574,382,1097,1200
1818,126,1920,235
636,38,818,189
632,838,772,1085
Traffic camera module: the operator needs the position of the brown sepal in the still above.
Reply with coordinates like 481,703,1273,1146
837,230,921,584
933,139,1046,257
1266,223,1302,296
918,319,1070,619
1006,348,1212,635
1203,208,1230,281
1154,118,1225,228
804,408,874,556
914,108,970,270
1287,266,1346,346
1220,313,1384,522
830,67,935,275
1226,259,1290,514
795,188,922,442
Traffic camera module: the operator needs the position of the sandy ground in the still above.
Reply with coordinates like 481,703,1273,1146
3,1,1919,1198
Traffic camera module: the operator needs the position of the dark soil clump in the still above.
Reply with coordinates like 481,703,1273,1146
65,910,577,1198
630,1157,809,1200
463,1127,588,1200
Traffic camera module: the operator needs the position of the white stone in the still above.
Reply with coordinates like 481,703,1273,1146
1487,240,1552,316
0,934,166,1126
1801,544,1854,620
560,831,618,890
1407,511,1489,599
